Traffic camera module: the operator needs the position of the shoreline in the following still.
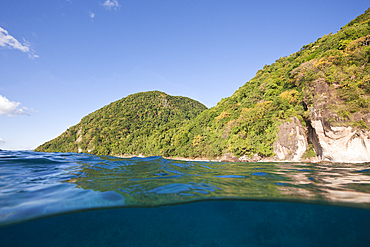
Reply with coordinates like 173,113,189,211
115,155,370,164
114,154,324,163
27,150,368,163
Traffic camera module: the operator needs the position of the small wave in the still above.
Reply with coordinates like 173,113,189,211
1,150,370,226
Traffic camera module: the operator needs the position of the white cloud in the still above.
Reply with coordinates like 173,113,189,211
102,0,120,10
0,138,5,145
0,27,29,52
89,11,95,19
0,95,36,117
0,27,38,59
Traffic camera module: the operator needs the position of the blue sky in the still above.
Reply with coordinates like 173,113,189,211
0,0,369,150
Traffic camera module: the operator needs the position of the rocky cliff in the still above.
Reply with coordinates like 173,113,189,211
271,118,370,163
273,72,370,163
273,117,308,161
304,77,370,163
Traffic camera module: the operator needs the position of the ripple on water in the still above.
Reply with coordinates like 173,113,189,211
0,149,370,226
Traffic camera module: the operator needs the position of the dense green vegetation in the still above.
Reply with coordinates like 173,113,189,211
35,91,207,156
166,8,370,159
37,8,370,159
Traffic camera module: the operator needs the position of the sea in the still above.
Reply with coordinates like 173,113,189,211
0,149,370,247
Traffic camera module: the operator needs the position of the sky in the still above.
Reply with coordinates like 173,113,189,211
0,0,369,150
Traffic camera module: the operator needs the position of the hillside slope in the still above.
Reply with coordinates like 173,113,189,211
166,8,370,162
35,91,207,156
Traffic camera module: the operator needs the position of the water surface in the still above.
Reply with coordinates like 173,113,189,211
1,150,370,246
1,150,370,225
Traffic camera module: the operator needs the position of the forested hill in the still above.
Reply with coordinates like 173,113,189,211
160,8,370,160
37,8,370,162
35,91,207,156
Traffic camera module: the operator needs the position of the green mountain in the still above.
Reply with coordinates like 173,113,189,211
35,91,207,156
37,8,370,162
166,8,370,160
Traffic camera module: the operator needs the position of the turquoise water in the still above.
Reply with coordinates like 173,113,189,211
1,150,370,246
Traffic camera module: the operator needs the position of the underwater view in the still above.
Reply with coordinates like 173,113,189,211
1,150,370,246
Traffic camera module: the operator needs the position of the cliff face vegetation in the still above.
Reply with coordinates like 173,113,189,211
37,8,370,162
169,8,370,161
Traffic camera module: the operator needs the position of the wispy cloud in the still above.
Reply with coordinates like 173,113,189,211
0,138,5,145
0,27,38,59
102,0,120,10
0,95,36,117
89,11,95,19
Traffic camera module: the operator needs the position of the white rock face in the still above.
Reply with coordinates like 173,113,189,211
274,117,308,161
75,127,83,143
293,125,308,161
76,127,83,152
274,143,289,160
311,120,370,162
75,135,83,143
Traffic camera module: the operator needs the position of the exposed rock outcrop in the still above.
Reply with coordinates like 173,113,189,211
273,117,308,161
220,153,240,162
311,119,370,162
303,78,370,163
76,127,83,152
248,154,262,162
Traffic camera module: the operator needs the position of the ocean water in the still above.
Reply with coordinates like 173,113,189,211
1,150,370,246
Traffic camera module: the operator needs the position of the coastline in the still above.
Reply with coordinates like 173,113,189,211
114,153,322,163
31,151,365,164
115,154,370,164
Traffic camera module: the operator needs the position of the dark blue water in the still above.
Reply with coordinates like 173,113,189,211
1,150,370,246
